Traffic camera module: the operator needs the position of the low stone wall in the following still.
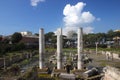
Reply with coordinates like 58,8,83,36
104,66,120,80
112,53,120,60
84,50,120,60
101,51,120,60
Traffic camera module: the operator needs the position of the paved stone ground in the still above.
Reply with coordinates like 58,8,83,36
59,73,76,80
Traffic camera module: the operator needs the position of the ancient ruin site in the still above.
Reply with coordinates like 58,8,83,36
0,0,120,80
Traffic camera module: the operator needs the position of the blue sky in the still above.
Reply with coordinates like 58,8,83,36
0,0,120,35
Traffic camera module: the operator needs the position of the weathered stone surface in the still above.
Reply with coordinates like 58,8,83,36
59,73,76,80
83,68,98,78
57,28,62,69
39,28,45,69
104,66,120,80
77,28,83,70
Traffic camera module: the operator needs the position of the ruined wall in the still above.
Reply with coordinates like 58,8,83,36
84,50,120,60
104,66,120,80
98,50,120,60
112,53,120,60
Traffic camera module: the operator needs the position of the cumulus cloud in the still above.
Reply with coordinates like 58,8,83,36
55,2,96,35
54,28,62,35
31,0,45,7
83,26,94,34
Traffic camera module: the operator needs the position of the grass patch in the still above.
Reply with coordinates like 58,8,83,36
54,69,66,73
96,59,120,68
38,73,51,78
38,73,59,80
95,60,108,67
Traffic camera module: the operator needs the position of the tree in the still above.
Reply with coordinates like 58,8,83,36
96,33,106,42
107,29,115,41
11,42,25,51
45,32,54,42
67,30,76,39
34,33,39,36
11,32,22,43
0,35,2,42
45,32,56,48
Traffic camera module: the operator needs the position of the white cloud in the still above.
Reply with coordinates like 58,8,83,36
55,2,96,35
83,26,94,34
31,0,45,7
81,11,95,23
54,28,62,35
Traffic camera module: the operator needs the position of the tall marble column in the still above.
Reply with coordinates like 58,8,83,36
39,28,45,69
77,27,83,70
57,28,62,69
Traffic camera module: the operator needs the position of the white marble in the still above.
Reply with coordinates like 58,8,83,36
77,28,83,70
57,28,62,69
39,28,45,69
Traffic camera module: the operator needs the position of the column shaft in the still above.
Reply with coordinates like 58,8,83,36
57,28,62,69
39,28,45,69
77,28,83,70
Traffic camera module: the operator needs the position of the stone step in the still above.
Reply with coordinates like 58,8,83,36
59,73,76,80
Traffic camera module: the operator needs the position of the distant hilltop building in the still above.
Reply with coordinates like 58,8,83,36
19,31,39,48
20,31,38,38
113,29,120,46
113,29,120,40
20,31,32,36
114,29,120,32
